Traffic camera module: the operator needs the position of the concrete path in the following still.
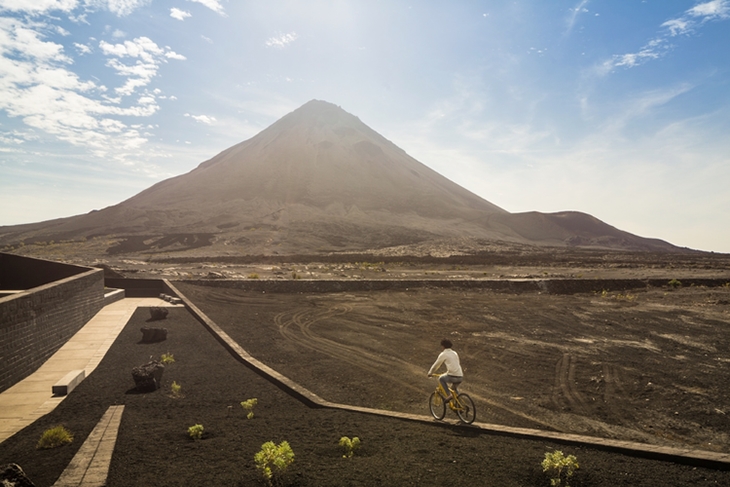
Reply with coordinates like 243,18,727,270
52,405,125,487
0,297,174,444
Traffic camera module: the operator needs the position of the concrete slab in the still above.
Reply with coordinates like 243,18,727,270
52,405,125,487
52,370,86,396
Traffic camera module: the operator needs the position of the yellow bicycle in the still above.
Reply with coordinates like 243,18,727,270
428,375,476,424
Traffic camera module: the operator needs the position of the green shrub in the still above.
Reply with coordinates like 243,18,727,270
188,424,204,440
542,450,579,487
37,425,73,449
241,398,258,419
339,436,360,458
248,273,260,279
254,441,294,486
668,278,682,289
160,352,175,364
170,381,182,398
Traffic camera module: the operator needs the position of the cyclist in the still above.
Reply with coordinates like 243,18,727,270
427,338,463,403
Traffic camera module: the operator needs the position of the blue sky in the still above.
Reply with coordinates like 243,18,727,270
1,1,728,253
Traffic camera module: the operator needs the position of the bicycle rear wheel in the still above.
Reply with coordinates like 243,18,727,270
455,393,476,424
429,392,446,420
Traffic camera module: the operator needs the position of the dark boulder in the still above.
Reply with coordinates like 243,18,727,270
0,464,35,487
149,307,169,321
131,361,165,392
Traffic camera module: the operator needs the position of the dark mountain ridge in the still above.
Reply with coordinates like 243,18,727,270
0,100,681,256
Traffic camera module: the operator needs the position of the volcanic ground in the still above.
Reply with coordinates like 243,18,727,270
2,278,730,486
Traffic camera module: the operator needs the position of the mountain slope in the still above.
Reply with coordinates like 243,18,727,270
0,100,680,255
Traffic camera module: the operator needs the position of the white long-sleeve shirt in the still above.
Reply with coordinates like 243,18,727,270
428,348,463,377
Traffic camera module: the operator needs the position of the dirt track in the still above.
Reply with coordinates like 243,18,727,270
174,281,730,453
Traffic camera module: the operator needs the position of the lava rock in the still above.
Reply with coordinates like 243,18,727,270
131,361,165,392
0,464,35,487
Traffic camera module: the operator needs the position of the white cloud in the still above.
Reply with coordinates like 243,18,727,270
104,0,150,17
0,13,183,166
0,0,151,16
688,0,729,19
184,113,216,124
68,12,88,24
565,0,590,36
0,0,78,14
265,32,298,49
99,37,185,96
73,41,91,54
599,1,730,74
164,50,186,60
188,0,225,15
170,8,191,21
0,18,71,63
661,19,690,36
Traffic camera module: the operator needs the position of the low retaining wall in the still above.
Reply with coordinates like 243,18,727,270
178,277,730,294
104,278,175,297
0,255,104,394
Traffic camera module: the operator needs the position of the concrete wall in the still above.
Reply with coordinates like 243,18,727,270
0,254,104,393
105,278,168,297
177,277,730,295
0,253,92,290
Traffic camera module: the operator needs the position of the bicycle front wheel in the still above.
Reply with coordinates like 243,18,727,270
455,393,476,424
429,392,446,420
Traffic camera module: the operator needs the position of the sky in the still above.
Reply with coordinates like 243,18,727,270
0,1,729,253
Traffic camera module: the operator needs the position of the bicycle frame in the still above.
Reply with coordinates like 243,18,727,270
428,375,476,424
434,380,463,410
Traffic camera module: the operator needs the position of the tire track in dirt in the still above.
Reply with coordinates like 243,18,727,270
603,363,626,403
275,306,426,396
553,353,589,413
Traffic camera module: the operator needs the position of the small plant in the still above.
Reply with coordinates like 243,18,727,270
188,424,204,440
241,398,258,419
170,381,182,398
254,441,294,486
616,293,636,301
668,278,682,289
160,352,175,364
339,436,361,458
248,273,260,279
37,425,74,449
542,450,579,487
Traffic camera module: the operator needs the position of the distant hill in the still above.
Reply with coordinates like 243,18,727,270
0,100,680,257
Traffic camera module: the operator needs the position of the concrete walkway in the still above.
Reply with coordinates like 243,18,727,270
52,405,125,487
0,297,174,444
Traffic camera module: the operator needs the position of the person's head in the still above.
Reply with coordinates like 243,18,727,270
440,338,452,349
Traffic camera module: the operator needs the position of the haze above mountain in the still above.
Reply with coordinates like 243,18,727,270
0,100,679,257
